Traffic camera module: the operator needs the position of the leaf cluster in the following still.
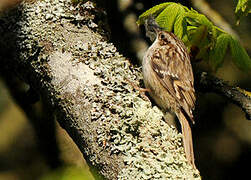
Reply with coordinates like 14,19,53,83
235,0,251,25
137,2,251,72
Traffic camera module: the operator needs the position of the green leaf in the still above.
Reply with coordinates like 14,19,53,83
189,25,208,46
184,12,213,29
230,37,251,71
136,2,171,25
209,33,231,71
155,3,185,32
174,14,187,39
235,0,251,25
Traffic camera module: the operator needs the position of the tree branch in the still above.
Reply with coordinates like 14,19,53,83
195,71,251,120
0,0,200,179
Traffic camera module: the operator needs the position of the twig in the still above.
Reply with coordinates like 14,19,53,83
196,71,251,120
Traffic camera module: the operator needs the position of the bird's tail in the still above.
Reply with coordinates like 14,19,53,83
177,111,196,168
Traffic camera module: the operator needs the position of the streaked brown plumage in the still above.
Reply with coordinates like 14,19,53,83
142,16,196,168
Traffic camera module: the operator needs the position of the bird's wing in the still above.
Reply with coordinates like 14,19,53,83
150,45,196,122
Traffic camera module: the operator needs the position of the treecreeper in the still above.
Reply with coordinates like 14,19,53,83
142,16,196,168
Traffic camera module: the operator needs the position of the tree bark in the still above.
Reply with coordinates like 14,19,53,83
0,0,201,179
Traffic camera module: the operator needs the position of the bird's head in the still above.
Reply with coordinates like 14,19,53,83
145,16,178,46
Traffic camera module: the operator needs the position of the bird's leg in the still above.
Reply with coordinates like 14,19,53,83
125,78,151,101
139,88,151,101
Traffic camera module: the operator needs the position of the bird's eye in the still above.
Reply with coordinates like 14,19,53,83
160,34,165,39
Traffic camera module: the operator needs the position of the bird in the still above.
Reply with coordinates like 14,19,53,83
142,16,196,168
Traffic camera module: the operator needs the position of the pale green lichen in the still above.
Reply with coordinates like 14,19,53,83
109,96,200,179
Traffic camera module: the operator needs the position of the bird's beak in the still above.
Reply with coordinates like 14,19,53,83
144,16,162,41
